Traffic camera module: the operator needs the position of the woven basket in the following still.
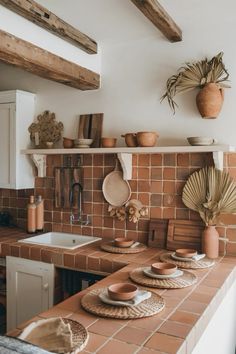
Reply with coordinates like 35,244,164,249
101,242,147,254
81,287,165,319
19,318,88,353
160,252,215,269
129,268,197,289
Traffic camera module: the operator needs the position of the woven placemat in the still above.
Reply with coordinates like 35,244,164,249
129,268,197,289
19,318,89,354
81,287,165,319
62,318,89,353
100,242,147,254
160,252,215,269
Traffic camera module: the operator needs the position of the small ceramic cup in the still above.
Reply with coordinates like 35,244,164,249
101,137,117,148
63,137,74,148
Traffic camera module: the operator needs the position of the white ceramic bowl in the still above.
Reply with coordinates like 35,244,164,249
74,138,93,148
187,137,216,146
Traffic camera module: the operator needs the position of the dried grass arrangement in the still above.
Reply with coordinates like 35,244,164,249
161,52,230,114
182,166,236,225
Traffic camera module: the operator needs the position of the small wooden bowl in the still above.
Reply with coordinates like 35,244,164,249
108,283,138,301
114,237,134,248
101,137,117,148
136,132,158,147
151,262,177,275
63,137,74,148
175,249,197,258
121,133,138,147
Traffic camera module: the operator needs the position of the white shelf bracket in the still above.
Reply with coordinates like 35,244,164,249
32,154,47,177
117,153,132,180
213,151,224,170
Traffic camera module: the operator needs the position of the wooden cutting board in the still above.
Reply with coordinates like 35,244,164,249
78,113,103,147
148,219,169,248
167,219,205,251
54,167,82,208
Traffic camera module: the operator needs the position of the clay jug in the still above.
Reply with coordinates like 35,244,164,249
202,225,219,259
196,83,224,119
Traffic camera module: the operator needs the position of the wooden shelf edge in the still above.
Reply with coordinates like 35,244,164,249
21,145,236,155
22,145,235,178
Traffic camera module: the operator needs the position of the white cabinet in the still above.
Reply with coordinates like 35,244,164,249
7,256,54,331
0,90,35,189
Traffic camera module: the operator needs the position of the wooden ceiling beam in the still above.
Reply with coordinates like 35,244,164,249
0,29,100,90
130,0,182,42
0,0,97,54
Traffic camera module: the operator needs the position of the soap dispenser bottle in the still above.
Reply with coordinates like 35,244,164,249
36,195,44,231
27,195,36,233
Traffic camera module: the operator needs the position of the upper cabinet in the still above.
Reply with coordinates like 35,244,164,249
0,90,35,189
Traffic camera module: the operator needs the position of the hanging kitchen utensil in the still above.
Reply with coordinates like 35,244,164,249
102,161,131,207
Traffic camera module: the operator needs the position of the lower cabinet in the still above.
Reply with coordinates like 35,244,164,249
7,256,54,331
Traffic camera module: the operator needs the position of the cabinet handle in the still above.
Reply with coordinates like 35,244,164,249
43,283,49,291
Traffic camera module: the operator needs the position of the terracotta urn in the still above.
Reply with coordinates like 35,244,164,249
196,83,224,119
202,225,219,259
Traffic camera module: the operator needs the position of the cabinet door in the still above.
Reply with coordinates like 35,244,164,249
6,256,54,331
0,103,15,188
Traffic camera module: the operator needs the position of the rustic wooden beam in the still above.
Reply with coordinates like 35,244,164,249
0,0,97,54
130,0,182,42
0,29,100,90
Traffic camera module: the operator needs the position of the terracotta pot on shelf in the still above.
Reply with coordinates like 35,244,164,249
136,132,158,147
196,83,224,119
121,133,138,147
202,225,219,259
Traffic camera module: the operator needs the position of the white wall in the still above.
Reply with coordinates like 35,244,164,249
0,5,101,73
0,0,236,145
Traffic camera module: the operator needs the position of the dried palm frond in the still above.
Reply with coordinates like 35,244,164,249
161,52,230,114
182,166,236,225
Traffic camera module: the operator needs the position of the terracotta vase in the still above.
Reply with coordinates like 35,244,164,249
196,83,224,119
202,225,219,259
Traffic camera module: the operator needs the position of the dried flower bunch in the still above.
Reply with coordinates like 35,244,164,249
182,166,236,225
161,52,230,113
108,199,148,223
29,110,64,148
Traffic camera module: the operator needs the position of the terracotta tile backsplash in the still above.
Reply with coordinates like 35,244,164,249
0,152,236,255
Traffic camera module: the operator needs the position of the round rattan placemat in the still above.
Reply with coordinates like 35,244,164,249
62,318,89,353
19,318,89,354
159,252,215,269
129,268,197,289
100,242,147,254
81,288,165,319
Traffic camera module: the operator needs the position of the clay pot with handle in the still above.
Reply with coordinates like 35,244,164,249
196,83,224,119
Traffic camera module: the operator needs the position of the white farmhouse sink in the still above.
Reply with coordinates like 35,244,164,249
18,232,101,250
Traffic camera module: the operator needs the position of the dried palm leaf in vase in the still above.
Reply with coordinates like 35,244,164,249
182,166,236,258
161,52,230,117
182,166,236,225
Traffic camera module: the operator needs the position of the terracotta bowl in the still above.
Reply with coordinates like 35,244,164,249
108,283,138,301
136,132,158,147
151,262,177,275
101,137,117,148
121,133,138,147
114,237,134,248
175,248,197,258
63,137,74,148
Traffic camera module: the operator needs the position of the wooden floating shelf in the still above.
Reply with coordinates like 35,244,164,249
22,145,235,155
22,145,235,179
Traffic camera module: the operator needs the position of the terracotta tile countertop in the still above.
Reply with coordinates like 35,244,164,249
1,227,236,354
